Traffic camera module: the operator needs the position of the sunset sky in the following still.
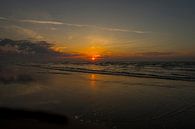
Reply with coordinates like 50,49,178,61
0,0,194,60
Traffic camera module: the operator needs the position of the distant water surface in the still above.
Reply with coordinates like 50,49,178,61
38,61,195,81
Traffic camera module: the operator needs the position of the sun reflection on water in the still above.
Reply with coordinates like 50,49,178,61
90,74,97,89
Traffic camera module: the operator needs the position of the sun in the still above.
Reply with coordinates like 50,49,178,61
91,57,96,61
90,54,101,61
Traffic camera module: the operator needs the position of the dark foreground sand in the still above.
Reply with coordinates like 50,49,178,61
0,107,107,129
0,66,195,129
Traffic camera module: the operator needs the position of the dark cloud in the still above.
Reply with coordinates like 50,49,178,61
0,39,84,62
0,39,54,55
0,39,80,63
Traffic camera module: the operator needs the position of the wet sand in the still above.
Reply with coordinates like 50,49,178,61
0,107,106,129
0,66,195,129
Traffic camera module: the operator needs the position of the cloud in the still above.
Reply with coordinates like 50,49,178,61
0,17,149,34
0,39,81,62
21,19,148,33
63,22,91,27
0,39,53,55
93,26,130,32
0,25,44,40
0,44,19,53
20,19,64,25
20,19,93,28
0,17,150,33
133,30,151,34
12,25,44,40
0,17,8,20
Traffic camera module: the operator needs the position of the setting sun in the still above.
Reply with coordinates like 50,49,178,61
90,54,101,61
91,57,96,61
0,1,195,129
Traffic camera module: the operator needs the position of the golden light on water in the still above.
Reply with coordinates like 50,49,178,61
90,74,96,80
90,74,97,89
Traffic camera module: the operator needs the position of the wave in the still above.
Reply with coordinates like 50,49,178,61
22,61,195,82
34,64,195,82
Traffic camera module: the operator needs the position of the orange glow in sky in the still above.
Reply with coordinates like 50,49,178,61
90,54,101,61
91,57,96,61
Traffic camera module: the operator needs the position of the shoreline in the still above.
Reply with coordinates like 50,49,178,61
18,64,195,82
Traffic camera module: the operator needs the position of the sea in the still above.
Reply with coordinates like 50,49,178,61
1,61,195,129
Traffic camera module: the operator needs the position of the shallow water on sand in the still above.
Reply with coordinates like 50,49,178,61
0,66,195,129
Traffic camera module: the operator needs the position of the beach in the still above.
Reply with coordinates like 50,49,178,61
1,0,194,128
0,65,195,129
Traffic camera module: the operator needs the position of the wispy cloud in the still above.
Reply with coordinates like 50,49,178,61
11,25,44,40
94,27,151,33
0,25,43,40
19,19,150,33
20,19,93,28
20,19,64,25
93,26,130,32
63,22,91,27
0,17,8,20
133,30,151,34
0,17,150,34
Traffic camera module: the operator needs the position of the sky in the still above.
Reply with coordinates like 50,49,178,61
0,0,195,60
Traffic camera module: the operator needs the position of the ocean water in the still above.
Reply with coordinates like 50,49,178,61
1,62,195,129
41,61,195,82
